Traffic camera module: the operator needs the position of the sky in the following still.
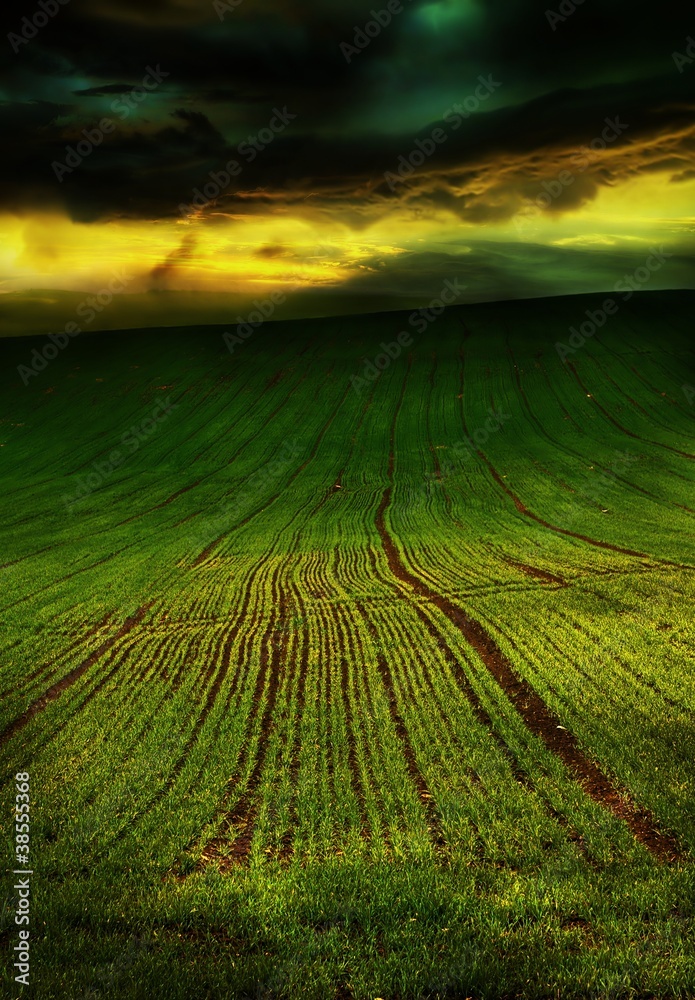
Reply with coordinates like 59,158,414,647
1,0,694,330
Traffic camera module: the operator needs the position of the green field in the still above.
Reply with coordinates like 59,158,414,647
1,290,694,998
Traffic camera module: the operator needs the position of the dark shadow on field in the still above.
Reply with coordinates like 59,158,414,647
32,855,695,999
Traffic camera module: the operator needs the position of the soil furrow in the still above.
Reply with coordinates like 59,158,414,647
354,598,445,852
0,603,153,750
192,364,346,566
376,357,681,862
567,361,695,460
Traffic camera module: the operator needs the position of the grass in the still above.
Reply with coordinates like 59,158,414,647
0,289,694,998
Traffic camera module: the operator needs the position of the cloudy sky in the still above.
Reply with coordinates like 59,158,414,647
2,0,694,328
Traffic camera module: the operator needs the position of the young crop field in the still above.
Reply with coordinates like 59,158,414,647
0,290,694,999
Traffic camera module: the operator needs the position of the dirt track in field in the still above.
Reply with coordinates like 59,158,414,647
375,360,681,863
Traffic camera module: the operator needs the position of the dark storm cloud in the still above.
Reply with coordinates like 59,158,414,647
1,69,693,227
255,245,286,257
2,0,694,226
8,0,695,115
155,82,695,224
10,1,372,102
0,99,236,221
